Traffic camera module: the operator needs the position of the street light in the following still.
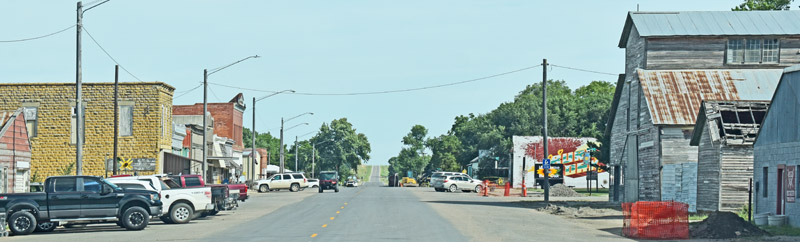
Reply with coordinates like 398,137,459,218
280,112,313,173
250,89,295,184
293,131,316,174
312,139,334,178
202,55,260,183
75,0,112,175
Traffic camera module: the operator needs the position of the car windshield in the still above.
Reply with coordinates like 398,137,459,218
102,179,122,191
320,173,336,180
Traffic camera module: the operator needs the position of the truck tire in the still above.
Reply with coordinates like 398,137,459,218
121,206,149,231
319,187,323,193
169,203,193,224
9,211,37,235
259,184,269,193
290,183,300,192
334,186,339,193
34,222,58,233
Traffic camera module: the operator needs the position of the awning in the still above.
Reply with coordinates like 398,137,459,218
207,156,235,168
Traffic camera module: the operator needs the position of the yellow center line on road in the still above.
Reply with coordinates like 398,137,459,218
336,211,340,214
311,234,318,238
344,202,348,205
341,206,344,209
330,217,335,220
322,224,327,228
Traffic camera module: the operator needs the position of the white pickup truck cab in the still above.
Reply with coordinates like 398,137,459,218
108,175,213,224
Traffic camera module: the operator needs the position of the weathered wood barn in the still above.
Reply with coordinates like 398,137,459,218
753,65,800,227
690,101,770,212
608,11,800,203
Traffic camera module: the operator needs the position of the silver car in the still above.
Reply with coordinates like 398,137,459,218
432,172,466,192
441,175,484,193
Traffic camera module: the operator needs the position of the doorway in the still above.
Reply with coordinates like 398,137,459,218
778,166,784,215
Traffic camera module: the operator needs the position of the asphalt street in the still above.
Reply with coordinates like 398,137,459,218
8,166,630,242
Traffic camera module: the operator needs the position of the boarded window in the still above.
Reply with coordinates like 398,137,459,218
22,105,38,138
120,105,134,136
763,167,769,198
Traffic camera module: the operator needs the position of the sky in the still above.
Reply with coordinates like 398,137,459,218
2,0,743,165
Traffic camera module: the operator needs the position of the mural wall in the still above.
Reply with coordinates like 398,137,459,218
512,136,608,188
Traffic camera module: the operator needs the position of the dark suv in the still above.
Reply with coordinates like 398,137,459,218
318,171,339,193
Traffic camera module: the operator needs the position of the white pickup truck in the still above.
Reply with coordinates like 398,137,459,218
108,175,214,224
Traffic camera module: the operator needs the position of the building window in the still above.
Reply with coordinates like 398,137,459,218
763,167,769,198
763,39,780,63
70,105,85,144
120,104,134,136
727,39,780,64
22,105,38,138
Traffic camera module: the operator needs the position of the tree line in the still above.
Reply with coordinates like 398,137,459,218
388,80,615,178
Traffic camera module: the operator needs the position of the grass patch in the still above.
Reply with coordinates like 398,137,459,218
357,165,371,181
379,166,390,184
689,214,709,221
573,188,609,197
761,225,800,236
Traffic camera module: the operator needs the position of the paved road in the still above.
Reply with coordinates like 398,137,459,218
7,165,633,241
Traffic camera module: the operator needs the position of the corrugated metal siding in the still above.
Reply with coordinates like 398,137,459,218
633,11,800,37
638,69,781,125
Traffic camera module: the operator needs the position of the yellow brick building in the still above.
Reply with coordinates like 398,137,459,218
0,82,174,180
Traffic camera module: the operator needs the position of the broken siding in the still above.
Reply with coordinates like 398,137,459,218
719,146,754,212
697,123,722,212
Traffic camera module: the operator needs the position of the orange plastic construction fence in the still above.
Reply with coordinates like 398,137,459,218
622,201,689,240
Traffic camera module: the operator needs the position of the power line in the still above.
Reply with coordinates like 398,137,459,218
82,26,144,82
208,86,223,102
210,64,543,96
175,84,203,99
0,24,75,43
549,64,617,76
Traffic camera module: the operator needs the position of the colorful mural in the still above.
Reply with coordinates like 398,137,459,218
523,137,604,178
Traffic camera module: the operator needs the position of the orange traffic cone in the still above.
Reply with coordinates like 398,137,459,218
504,182,510,196
522,182,527,197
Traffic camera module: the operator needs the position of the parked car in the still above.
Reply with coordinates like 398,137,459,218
254,173,308,192
318,171,339,193
108,175,214,224
168,175,249,202
307,179,320,189
0,175,162,235
167,175,238,212
345,176,358,187
401,177,418,187
442,175,483,193
431,172,466,192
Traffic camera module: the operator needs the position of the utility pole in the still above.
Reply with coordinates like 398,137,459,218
295,136,299,172
542,58,550,203
251,97,256,183
113,65,119,175
279,118,284,174
202,69,208,182
312,143,315,178
75,1,84,175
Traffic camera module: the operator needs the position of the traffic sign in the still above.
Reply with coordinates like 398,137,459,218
543,159,551,170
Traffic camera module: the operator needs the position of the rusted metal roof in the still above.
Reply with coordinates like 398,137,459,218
637,69,781,125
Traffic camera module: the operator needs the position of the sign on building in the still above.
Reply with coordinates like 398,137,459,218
788,166,796,203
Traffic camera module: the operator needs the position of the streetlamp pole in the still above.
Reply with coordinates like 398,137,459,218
251,90,294,182
202,55,259,183
279,112,313,173
295,136,299,172
312,143,315,178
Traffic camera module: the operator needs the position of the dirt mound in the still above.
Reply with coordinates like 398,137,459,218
690,212,768,239
537,204,619,218
549,184,584,197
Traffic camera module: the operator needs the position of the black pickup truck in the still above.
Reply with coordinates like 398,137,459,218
0,175,163,236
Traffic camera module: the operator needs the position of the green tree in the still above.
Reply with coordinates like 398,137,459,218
426,134,462,172
310,118,371,179
243,127,282,165
389,125,431,177
733,0,793,10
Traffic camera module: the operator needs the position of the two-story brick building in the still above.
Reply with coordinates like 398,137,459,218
0,82,174,179
608,11,800,204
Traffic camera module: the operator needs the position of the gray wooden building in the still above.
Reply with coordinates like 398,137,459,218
753,65,800,227
608,11,800,203
690,101,770,212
